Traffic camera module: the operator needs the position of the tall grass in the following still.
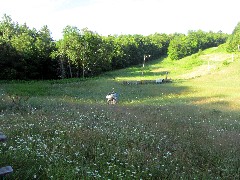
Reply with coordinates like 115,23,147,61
0,45,240,179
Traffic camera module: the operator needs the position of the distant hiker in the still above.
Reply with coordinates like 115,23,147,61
106,88,118,104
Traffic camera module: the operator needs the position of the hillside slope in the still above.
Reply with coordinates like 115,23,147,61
107,44,238,81
1,44,240,110
102,44,240,110
148,45,239,80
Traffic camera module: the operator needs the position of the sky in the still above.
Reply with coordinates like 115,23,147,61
0,0,239,40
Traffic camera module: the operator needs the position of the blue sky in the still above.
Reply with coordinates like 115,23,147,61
0,0,239,40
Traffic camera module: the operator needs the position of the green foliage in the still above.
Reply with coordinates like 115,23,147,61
226,22,240,52
168,34,188,60
168,30,228,60
0,14,57,80
0,14,230,80
0,14,172,80
222,60,230,66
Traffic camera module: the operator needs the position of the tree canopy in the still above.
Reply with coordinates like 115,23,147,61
168,30,228,60
0,14,230,80
226,22,240,52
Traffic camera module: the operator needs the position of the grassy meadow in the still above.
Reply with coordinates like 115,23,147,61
1,45,240,179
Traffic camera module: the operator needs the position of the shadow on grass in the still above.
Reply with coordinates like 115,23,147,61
102,56,168,80
1,77,240,179
1,77,240,115
102,68,169,80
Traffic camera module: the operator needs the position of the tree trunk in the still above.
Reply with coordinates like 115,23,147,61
82,63,85,78
59,57,66,79
68,61,72,78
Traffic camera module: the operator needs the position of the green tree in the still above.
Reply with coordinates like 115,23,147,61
226,22,240,52
0,14,24,79
168,34,188,60
61,26,87,78
52,39,67,78
0,14,16,41
35,25,57,79
168,31,228,60
0,14,58,80
10,24,39,79
81,29,112,76
0,38,20,79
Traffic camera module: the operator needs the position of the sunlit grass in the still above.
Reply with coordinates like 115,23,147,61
1,45,240,179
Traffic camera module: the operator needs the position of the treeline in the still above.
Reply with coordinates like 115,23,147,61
168,30,228,60
53,26,170,79
0,14,229,80
0,15,57,80
226,22,240,52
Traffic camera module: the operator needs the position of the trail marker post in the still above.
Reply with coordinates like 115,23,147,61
142,54,151,76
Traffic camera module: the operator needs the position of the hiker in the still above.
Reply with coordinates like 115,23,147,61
106,88,118,104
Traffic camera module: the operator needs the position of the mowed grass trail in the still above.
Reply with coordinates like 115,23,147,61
0,45,240,179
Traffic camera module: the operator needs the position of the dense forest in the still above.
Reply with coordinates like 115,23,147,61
0,14,230,80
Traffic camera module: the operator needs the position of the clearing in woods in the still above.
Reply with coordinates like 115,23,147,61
0,45,240,179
